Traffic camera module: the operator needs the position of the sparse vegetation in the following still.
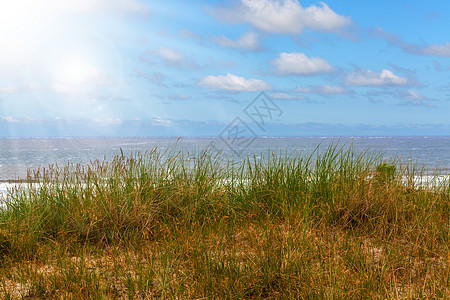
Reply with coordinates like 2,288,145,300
0,142,449,299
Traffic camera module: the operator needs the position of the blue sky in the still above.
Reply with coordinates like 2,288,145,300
1,0,450,137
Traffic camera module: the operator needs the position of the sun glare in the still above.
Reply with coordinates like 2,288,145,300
55,57,100,85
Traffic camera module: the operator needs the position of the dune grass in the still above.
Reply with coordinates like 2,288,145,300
0,142,449,299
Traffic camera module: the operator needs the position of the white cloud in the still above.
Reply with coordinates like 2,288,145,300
155,47,199,69
214,32,261,51
302,1,351,32
345,69,408,86
295,85,350,95
294,86,311,93
93,118,123,125
24,83,44,92
1,116,19,123
179,28,204,41
372,28,450,57
398,90,435,107
316,85,348,94
168,94,190,101
156,47,184,66
47,58,114,95
0,84,19,94
269,92,304,100
136,69,166,86
272,52,333,75
423,43,450,57
199,73,271,91
213,0,351,34
152,117,172,127
403,90,425,100
0,83,45,94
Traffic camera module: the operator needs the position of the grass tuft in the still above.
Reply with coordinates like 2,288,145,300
0,141,449,298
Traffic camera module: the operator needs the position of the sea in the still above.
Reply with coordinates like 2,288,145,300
1,136,450,199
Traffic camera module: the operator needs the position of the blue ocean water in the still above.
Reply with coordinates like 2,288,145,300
1,136,450,197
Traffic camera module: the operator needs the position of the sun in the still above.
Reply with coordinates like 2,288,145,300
1,0,122,101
